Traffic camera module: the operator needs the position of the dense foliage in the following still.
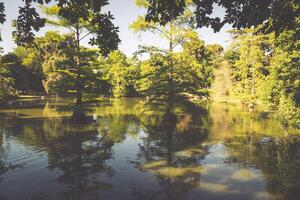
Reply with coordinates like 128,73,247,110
0,56,16,102
220,28,300,127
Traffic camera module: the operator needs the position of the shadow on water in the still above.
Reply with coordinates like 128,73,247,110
0,97,300,200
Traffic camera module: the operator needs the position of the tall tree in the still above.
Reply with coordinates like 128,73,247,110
131,0,209,100
227,29,272,103
131,0,194,54
224,28,300,127
266,29,300,127
13,0,120,107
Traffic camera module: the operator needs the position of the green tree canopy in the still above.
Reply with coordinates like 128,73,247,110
101,51,138,98
144,0,300,36
29,3,121,106
12,0,120,52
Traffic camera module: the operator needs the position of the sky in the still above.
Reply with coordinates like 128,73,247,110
0,0,232,56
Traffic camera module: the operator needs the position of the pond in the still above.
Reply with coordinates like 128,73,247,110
0,97,299,200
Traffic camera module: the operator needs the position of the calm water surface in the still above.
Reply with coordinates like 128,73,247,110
0,98,299,200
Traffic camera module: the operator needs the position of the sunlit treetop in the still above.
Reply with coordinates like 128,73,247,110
145,0,300,35
11,0,120,56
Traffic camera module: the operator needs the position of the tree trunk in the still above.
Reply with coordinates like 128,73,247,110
168,21,175,101
76,87,82,105
75,25,82,106
251,68,255,98
72,25,85,120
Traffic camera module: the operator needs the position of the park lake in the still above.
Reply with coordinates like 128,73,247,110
0,97,299,200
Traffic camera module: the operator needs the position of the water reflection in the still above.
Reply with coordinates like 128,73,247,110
0,130,5,175
0,98,299,200
46,130,114,199
132,98,211,199
225,135,300,199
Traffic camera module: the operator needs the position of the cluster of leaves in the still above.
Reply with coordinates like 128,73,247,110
182,31,223,88
267,28,300,127
135,52,203,97
132,44,221,99
100,51,138,97
144,0,300,35
225,29,273,103
144,0,186,25
13,31,104,97
13,0,120,54
13,0,49,46
0,58,16,102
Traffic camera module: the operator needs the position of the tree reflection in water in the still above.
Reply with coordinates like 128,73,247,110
0,131,4,175
0,98,146,200
133,97,211,199
46,130,115,199
0,128,6,200
1,117,117,199
225,134,300,199
1,98,300,200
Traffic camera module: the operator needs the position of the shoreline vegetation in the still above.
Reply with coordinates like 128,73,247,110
0,0,299,128
0,94,288,127
1,95,299,136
